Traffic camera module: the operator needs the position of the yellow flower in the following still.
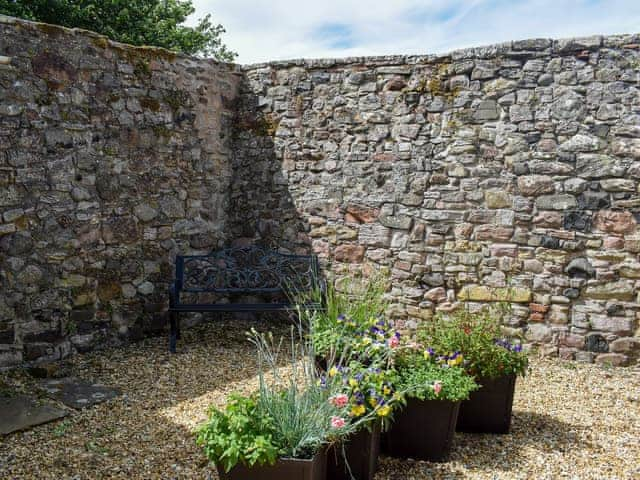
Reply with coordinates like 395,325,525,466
328,367,339,377
382,386,391,395
349,378,358,388
350,404,366,417
369,397,378,407
362,337,372,345
447,354,463,367
376,405,391,417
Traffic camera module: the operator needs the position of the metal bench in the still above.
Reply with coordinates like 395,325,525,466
168,246,323,352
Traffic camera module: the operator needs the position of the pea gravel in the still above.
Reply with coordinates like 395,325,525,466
1,319,638,480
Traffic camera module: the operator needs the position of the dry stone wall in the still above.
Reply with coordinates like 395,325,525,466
0,17,240,367
233,35,640,366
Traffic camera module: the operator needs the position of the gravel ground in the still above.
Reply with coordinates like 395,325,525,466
1,319,639,480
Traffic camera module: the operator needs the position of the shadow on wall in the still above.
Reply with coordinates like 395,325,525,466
227,76,312,256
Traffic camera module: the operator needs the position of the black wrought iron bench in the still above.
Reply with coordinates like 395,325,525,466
168,246,324,352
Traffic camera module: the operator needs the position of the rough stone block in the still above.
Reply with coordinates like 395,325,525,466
535,194,577,210
334,244,365,263
584,281,635,301
517,175,555,196
358,224,391,247
458,285,532,303
593,210,637,234
485,190,513,209
589,316,634,335
594,353,628,367
575,351,595,363
609,337,640,354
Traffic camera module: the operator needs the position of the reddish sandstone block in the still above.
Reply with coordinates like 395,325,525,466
334,244,365,263
344,204,380,224
529,313,545,322
529,303,550,314
594,210,637,234
603,236,625,249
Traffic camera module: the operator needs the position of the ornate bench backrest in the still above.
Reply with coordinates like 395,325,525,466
175,246,320,295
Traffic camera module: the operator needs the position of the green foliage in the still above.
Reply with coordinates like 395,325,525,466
197,325,383,472
391,349,478,402
247,327,378,460
418,305,529,379
303,273,392,360
0,0,236,60
196,394,279,473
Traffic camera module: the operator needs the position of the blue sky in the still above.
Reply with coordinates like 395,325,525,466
188,0,640,64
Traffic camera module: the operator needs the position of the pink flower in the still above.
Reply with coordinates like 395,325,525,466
330,416,346,428
388,336,400,348
433,381,442,396
330,394,349,408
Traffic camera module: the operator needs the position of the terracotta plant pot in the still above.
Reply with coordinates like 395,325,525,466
382,398,460,462
456,374,516,434
216,451,326,480
327,421,381,480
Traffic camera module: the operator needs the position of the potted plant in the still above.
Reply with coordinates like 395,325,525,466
306,274,391,369
300,274,399,480
196,327,383,480
419,305,529,433
382,347,478,461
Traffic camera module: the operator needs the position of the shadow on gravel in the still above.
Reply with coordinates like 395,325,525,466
0,317,299,479
450,409,589,473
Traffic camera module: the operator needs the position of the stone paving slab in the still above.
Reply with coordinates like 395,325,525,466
39,377,120,409
0,395,68,435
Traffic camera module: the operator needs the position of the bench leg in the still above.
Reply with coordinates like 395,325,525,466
169,311,179,353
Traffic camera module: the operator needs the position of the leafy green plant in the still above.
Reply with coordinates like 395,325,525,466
248,327,381,459
391,348,478,402
197,325,384,472
418,305,529,379
300,272,393,361
196,394,279,473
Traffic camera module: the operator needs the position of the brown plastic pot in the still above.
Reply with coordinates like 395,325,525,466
327,421,381,480
381,398,460,462
216,451,326,480
456,373,516,434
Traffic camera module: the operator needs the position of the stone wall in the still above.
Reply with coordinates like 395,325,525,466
1,15,639,368
0,16,240,367
233,35,640,365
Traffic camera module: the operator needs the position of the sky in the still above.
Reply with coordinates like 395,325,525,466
187,0,640,64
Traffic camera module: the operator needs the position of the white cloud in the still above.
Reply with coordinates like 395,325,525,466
187,0,640,64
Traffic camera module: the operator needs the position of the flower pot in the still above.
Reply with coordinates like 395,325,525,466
456,374,516,434
327,421,380,480
216,451,326,480
381,398,460,462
